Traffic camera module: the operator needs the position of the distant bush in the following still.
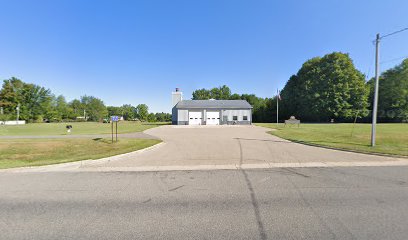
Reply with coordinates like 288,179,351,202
0,114,13,121
34,115,44,123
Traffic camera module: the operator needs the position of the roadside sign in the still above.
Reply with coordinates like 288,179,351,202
110,116,119,143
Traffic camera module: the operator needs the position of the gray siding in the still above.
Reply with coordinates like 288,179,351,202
222,109,252,123
171,108,178,124
177,109,189,122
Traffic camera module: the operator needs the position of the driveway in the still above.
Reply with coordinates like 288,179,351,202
76,125,405,171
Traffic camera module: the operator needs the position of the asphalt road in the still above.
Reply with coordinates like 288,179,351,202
1,166,408,239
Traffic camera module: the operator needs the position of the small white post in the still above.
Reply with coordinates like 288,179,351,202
16,103,20,124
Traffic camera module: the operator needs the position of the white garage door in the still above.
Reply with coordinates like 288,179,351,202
188,111,202,125
206,111,220,125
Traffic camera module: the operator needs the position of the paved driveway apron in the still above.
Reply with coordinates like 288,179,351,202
80,125,400,170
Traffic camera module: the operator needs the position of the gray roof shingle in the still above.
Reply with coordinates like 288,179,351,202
174,100,252,109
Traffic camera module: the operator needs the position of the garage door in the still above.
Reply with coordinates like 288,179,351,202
188,111,202,125
206,111,220,125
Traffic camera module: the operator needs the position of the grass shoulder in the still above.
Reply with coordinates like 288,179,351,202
0,138,161,169
0,121,169,136
255,123,408,157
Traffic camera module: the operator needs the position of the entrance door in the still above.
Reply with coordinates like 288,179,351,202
206,111,220,125
188,111,202,125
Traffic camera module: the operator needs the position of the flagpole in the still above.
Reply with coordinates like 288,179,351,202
276,89,279,127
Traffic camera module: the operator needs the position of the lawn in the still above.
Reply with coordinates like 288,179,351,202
0,121,169,136
0,138,161,169
256,123,408,156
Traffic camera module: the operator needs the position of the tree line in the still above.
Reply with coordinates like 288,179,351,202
192,85,276,122
192,52,408,123
2,52,406,123
0,77,171,122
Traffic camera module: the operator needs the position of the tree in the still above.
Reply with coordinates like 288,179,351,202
280,52,369,121
280,75,300,120
368,58,408,122
192,85,231,100
192,88,211,100
147,113,156,122
69,99,83,117
107,106,122,117
155,112,172,122
218,85,231,99
80,95,108,121
49,95,74,121
23,83,52,121
45,95,62,121
136,104,149,121
121,104,137,120
0,77,52,121
0,77,157,123
230,93,241,100
0,77,24,113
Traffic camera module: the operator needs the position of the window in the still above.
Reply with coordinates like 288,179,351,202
243,116,248,120
233,116,238,121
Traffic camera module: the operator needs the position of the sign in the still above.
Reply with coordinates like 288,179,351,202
110,116,119,143
284,116,300,127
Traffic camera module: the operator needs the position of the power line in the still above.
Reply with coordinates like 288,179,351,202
380,27,408,39
380,55,408,64
365,44,375,79
372,27,408,44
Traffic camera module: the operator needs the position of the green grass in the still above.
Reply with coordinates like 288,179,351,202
255,123,408,156
0,138,161,169
0,121,169,136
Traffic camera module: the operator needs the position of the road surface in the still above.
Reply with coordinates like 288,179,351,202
1,166,408,239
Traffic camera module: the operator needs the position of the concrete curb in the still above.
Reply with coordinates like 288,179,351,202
3,158,408,173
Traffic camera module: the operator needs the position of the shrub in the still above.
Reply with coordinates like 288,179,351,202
0,114,13,121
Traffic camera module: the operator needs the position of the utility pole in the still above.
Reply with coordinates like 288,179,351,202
371,33,380,146
276,89,279,126
370,27,408,146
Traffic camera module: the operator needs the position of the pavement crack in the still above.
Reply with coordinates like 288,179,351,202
168,185,184,192
282,167,311,178
238,138,267,240
237,138,244,167
241,170,267,240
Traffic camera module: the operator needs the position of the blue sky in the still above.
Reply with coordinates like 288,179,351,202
1,0,407,113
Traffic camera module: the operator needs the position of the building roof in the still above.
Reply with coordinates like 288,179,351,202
174,100,252,109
